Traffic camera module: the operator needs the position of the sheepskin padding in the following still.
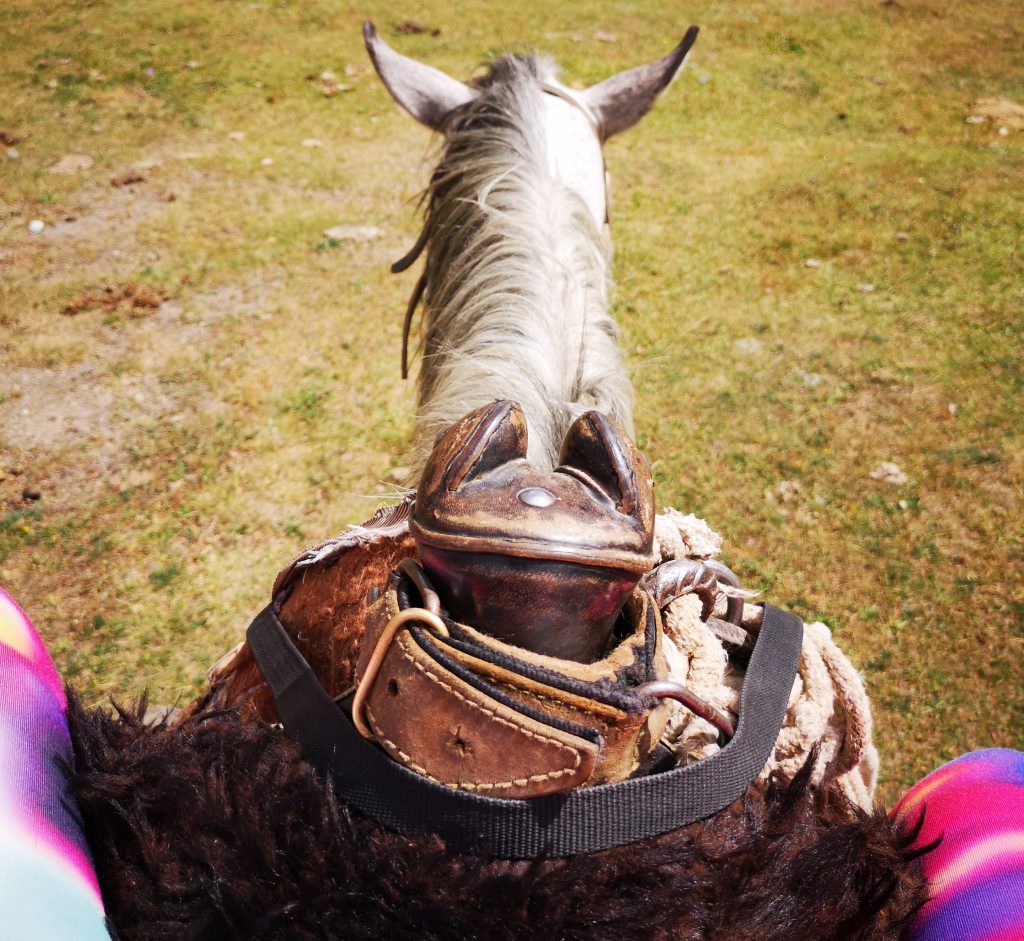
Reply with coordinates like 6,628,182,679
67,695,927,941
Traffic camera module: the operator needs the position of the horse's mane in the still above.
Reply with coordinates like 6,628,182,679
409,54,634,472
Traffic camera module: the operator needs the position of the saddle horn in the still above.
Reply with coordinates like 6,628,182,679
411,401,655,661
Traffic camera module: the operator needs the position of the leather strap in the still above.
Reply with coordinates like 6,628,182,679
351,587,668,796
247,602,803,858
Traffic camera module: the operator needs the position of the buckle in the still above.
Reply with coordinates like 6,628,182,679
351,606,449,739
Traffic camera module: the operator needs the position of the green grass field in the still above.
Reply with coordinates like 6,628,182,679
1,0,1021,802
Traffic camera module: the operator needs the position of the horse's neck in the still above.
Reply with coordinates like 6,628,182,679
413,82,634,472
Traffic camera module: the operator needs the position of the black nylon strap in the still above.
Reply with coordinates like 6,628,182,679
247,603,803,858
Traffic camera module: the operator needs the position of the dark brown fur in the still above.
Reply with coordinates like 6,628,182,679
67,695,926,941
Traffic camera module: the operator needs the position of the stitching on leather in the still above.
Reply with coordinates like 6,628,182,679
369,637,583,792
490,678,621,729
366,705,441,783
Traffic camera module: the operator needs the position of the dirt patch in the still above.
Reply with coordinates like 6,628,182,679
967,97,1024,129
0,365,173,452
63,282,165,316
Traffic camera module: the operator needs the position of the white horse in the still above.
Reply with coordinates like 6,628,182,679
364,23,698,471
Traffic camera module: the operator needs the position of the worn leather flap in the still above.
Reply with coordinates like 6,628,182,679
355,585,669,797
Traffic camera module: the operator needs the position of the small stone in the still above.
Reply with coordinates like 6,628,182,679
301,137,324,147
898,499,909,510
948,403,958,416
774,480,801,503
717,264,733,274
895,231,909,241
228,131,246,141
964,115,986,125
798,370,827,388
110,172,144,187
49,153,94,174
732,337,765,356
805,257,822,268
184,60,200,70
868,462,908,485
28,219,45,234
319,70,338,83
697,75,710,85
856,283,875,293
6,148,18,159
593,30,617,42
999,126,1009,136
260,157,274,166
322,224,382,242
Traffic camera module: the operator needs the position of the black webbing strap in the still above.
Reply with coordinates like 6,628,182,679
247,603,803,858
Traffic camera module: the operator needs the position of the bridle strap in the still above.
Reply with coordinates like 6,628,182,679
537,82,601,131
247,602,802,858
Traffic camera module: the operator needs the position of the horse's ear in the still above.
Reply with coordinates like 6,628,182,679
558,412,653,522
419,400,528,496
363,21,477,131
581,27,699,141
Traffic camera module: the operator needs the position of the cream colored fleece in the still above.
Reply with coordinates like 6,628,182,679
655,508,879,810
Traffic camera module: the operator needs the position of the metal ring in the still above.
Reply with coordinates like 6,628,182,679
397,557,442,615
351,607,449,739
636,679,735,742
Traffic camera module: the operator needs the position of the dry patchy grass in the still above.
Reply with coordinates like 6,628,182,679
1,0,1021,802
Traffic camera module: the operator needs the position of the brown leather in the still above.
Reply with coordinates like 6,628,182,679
354,581,669,798
412,401,656,661
182,501,417,724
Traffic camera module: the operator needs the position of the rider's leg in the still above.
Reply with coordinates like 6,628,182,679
0,587,110,941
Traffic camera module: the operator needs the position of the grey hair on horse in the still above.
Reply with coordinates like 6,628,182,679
364,23,698,471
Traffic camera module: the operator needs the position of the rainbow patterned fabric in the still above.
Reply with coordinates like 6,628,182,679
0,587,110,941
895,748,1024,941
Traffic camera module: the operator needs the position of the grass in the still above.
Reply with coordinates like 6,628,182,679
1,0,1021,803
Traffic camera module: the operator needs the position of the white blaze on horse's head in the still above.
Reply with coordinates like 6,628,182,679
363,22,699,228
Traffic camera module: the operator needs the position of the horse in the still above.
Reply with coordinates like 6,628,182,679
364,21,698,471
0,24,938,941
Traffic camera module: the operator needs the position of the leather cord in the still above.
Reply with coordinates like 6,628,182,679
247,603,803,858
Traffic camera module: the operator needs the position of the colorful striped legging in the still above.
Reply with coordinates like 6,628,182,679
893,747,1024,941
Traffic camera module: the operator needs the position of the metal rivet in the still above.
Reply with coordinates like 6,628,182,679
517,487,556,508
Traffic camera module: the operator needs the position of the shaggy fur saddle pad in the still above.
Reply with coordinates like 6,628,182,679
67,696,927,941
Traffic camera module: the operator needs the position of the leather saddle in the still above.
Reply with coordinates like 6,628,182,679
189,400,803,854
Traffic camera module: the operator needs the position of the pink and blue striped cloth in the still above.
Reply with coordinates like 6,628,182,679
0,587,110,940
894,747,1024,941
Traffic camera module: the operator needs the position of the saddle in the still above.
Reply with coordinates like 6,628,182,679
82,401,925,938
189,401,810,852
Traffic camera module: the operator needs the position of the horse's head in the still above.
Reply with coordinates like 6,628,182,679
363,21,698,231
